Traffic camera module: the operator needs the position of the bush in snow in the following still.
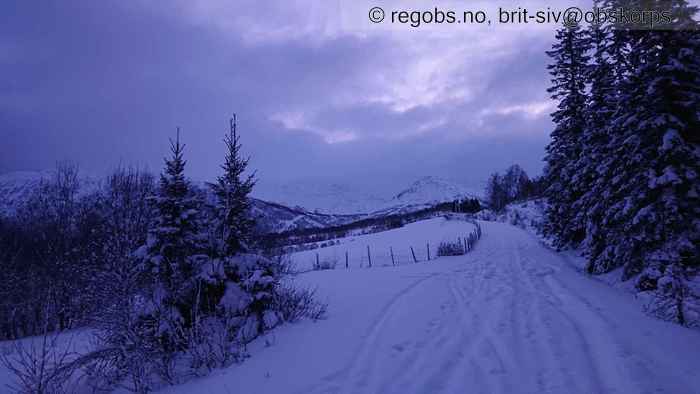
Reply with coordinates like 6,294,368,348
437,240,465,257
272,284,327,323
313,257,337,271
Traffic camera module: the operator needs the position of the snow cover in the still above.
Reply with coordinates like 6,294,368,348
289,217,477,271
3,219,700,393
154,220,700,394
253,181,388,215
476,199,550,245
254,176,483,215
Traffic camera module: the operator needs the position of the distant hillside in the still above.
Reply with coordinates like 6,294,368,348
0,171,482,234
254,176,483,215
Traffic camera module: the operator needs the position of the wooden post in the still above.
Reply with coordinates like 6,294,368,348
464,236,468,253
390,247,395,266
315,253,319,269
427,243,431,261
367,245,372,268
411,246,418,263
345,251,349,269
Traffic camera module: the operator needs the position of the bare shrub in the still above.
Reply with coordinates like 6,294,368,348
313,258,337,271
0,331,76,394
273,285,327,322
437,241,465,257
186,316,243,376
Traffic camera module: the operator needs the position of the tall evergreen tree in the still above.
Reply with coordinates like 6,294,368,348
145,129,206,348
209,115,256,257
207,115,281,341
543,23,591,248
577,17,619,269
592,1,700,324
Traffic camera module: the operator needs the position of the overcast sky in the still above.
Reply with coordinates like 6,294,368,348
1,1,573,194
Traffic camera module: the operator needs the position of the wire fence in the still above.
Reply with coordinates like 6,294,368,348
296,219,483,272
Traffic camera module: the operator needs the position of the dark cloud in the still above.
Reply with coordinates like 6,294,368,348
1,0,556,195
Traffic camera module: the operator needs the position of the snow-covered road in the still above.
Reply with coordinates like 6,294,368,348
164,221,700,394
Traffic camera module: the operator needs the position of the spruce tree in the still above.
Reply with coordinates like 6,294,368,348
145,129,206,349
209,115,256,257
595,1,700,324
577,18,619,270
543,23,591,248
208,115,280,340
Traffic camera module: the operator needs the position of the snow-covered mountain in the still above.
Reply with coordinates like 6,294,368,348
0,171,481,232
255,176,483,215
391,176,481,207
0,170,102,216
253,181,387,215
0,171,51,216
250,199,363,234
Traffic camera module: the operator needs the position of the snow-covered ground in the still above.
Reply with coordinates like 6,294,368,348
289,217,478,271
155,220,700,394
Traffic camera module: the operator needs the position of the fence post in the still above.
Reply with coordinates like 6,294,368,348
390,247,395,266
411,246,418,263
315,253,319,269
427,243,431,261
345,251,349,269
464,236,468,253
367,245,372,268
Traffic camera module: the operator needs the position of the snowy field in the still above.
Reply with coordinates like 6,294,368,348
290,217,478,271
3,220,700,393
156,220,700,394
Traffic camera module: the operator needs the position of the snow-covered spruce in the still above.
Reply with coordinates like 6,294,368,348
542,23,590,249
78,121,325,391
543,2,700,326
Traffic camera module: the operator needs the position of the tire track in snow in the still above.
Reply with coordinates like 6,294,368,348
298,272,439,394
293,221,700,394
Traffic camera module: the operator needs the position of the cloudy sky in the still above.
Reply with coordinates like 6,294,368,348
1,1,576,195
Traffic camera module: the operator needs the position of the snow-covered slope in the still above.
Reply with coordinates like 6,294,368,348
250,199,363,234
0,170,101,216
476,198,550,245
0,171,52,216
255,176,482,216
390,176,480,207
155,220,700,394
254,181,387,215
289,217,477,271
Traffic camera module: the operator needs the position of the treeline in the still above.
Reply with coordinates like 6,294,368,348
485,164,545,211
0,118,323,391
543,1,699,325
433,197,482,214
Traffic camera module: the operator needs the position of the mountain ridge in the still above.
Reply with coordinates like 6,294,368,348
0,171,482,232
